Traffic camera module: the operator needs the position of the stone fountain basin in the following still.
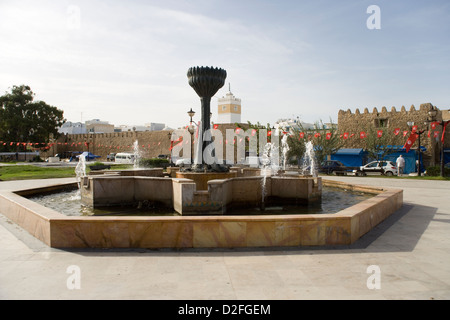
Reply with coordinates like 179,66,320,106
0,179,402,249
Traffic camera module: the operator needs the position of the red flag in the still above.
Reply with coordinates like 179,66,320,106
343,132,349,140
326,132,332,140
267,131,272,137
394,128,400,136
360,131,367,139
377,130,383,138
404,133,418,153
314,132,320,138
431,122,439,130
299,132,305,139
434,131,440,138
213,124,219,130
403,131,408,137
350,133,355,138
412,125,418,133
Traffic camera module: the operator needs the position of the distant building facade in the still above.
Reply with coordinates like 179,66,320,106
116,123,166,132
85,119,115,134
58,121,86,135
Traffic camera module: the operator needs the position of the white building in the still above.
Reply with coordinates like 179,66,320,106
85,119,115,133
275,118,315,132
58,121,86,135
116,123,166,132
216,86,242,124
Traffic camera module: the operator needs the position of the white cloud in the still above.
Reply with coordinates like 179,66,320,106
1,1,449,128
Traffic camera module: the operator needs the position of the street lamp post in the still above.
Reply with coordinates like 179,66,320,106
427,108,449,177
407,121,425,176
187,108,196,165
167,131,172,165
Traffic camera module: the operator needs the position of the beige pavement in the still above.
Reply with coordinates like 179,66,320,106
0,176,449,300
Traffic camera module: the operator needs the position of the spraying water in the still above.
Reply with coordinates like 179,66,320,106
133,140,142,169
281,134,290,171
260,141,280,210
302,141,317,177
73,153,87,200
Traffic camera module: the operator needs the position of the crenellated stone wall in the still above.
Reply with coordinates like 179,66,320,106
44,123,251,161
337,103,449,165
46,130,174,160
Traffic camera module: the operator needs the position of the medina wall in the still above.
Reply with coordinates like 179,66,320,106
46,123,251,161
337,103,448,164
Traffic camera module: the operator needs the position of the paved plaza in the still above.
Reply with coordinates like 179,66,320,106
0,176,449,300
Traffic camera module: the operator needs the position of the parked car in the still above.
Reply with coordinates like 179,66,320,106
76,151,101,161
115,153,135,164
319,160,349,175
360,160,397,176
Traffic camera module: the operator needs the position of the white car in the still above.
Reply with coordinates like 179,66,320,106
360,160,398,176
115,153,135,164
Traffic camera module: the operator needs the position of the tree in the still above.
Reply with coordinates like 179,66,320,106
282,123,306,166
361,127,403,161
289,119,342,165
309,120,343,164
0,85,66,151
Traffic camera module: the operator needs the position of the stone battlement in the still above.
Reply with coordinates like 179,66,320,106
338,103,435,116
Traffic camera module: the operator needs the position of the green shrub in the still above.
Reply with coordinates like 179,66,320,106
425,165,450,177
138,158,169,168
29,155,44,162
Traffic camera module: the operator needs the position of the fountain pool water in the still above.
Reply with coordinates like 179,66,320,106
29,185,374,217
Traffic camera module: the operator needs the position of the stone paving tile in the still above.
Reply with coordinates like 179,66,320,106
0,177,449,300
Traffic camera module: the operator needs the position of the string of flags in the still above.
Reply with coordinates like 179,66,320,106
1,121,446,153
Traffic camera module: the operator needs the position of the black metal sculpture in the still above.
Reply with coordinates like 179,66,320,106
187,66,227,171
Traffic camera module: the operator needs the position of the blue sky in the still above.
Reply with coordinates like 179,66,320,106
0,0,449,128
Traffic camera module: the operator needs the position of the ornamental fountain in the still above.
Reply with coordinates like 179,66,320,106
186,66,227,171
0,66,403,249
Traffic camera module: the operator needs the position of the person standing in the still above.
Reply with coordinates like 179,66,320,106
396,155,405,176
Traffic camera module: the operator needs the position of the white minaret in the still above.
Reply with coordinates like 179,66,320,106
217,84,242,124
